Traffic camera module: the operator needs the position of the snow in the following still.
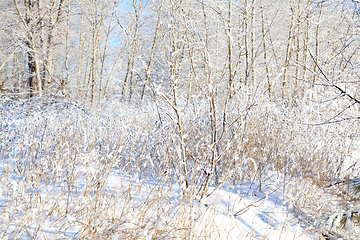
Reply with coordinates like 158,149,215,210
0,165,312,239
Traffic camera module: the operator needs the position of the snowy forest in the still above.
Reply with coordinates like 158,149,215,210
1,0,360,239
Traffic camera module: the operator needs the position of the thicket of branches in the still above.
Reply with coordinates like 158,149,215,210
1,0,360,238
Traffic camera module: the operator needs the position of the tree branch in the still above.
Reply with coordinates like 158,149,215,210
309,50,360,105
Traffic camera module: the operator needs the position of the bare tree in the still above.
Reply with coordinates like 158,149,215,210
141,0,165,100
122,0,143,99
13,0,43,97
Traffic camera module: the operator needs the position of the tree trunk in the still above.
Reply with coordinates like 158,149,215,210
228,0,234,96
313,2,323,84
282,0,296,99
245,0,250,85
260,0,270,97
16,0,43,97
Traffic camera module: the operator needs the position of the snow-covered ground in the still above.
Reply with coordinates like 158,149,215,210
107,173,313,240
0,166,312,239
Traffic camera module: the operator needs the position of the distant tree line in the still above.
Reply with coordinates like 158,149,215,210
0,0,359,107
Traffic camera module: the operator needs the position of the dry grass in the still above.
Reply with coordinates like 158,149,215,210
0,92,359,239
